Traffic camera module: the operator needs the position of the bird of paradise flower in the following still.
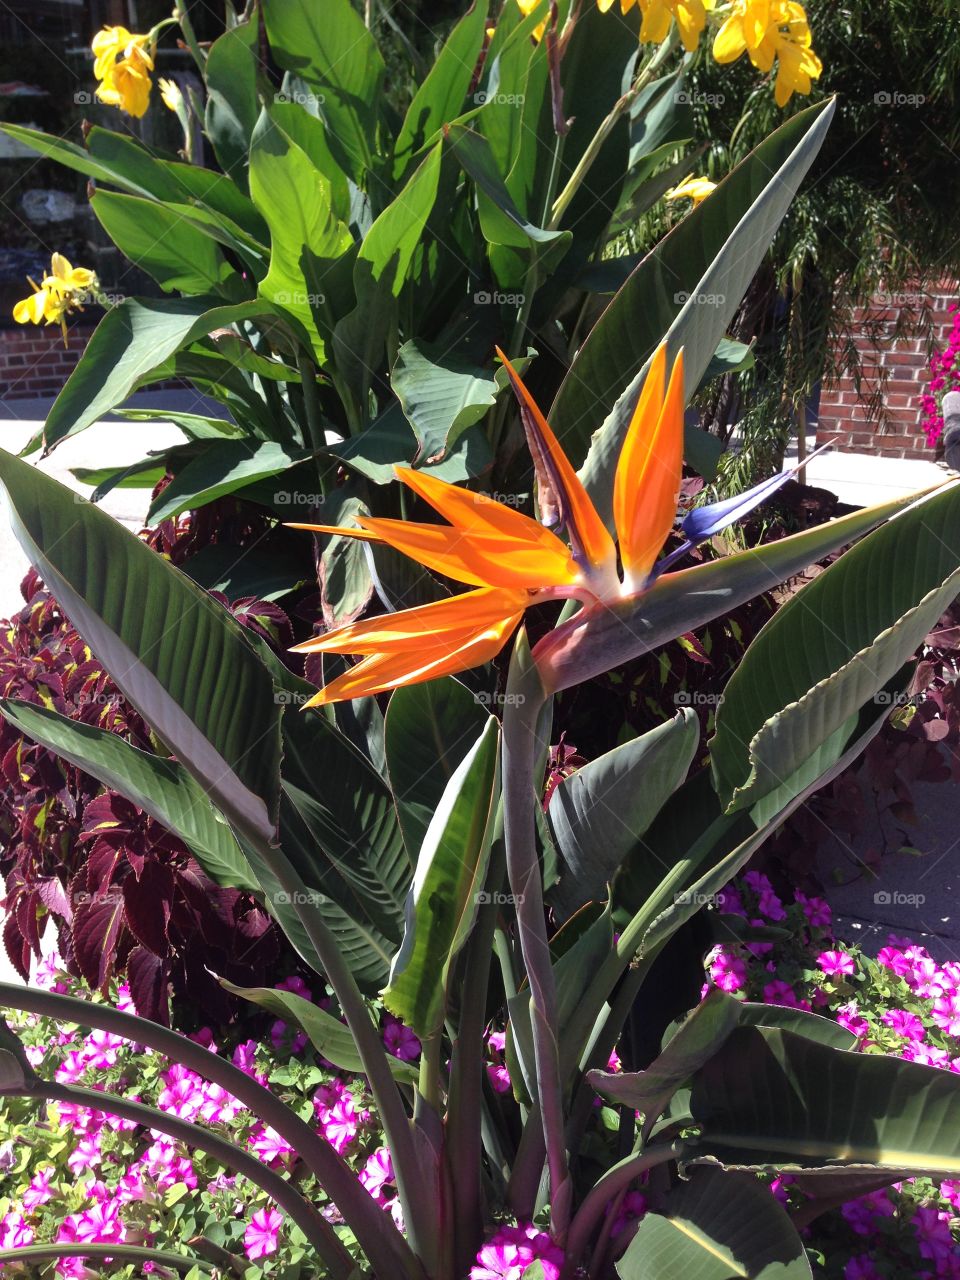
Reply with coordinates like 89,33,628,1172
290,344,819,708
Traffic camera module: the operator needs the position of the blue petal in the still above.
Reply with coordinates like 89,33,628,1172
681,443,831,545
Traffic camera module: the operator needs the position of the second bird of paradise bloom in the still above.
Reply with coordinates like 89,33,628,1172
665,174,717,206
289,345,816,707
12,253,98,345
92,25,155,118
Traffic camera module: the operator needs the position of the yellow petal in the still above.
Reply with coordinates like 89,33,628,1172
494,349,617,578
13,289,47,325
614,346,685,589
712,15,747,62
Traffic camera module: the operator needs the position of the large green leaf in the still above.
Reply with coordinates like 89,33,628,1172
552,98,835,497
618,1169,812,1280
393,1,489,180
249,111,354,361
589,991,742,1127
204,16,261,192
221,981,417,1083
384,677,488,864
535,489,928,696
261,0,385,182
0,451,281,848
689,1025,960,1176
40,298,288,452
147,441,311,523
548,710,699,921
91,191,236,295
0,699,256,891
383,717,500,1036
391,340,506,464
711,483,960,815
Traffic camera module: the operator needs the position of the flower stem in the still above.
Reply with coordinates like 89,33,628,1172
501,631,572,1240
548,31,680,231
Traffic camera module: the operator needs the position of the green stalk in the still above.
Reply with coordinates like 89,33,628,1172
296,351,329,491
448,836,506,1273
501,633,571,1240
27,1081,352,1279
268,863,436,1276
548,30,680,230
0,1244,214,1273
0,983,417,1280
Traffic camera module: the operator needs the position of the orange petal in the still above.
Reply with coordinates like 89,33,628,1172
298,591,527,705
292,586,529,655
613,346,685,589
284,522,382,543
495,347,616,575
358,515,577,590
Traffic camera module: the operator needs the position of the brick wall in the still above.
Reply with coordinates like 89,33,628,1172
0,321,98,401
817,285,957,460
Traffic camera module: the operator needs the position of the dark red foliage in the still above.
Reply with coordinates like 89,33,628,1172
0,570,286,1026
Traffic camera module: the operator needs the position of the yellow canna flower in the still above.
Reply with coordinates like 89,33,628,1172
13,253,98,344
665,175,717,205
91,26,155,117
516,0,548,42
713,0,821,106
638,0,715,53
289,345,686,706
158,77,183,113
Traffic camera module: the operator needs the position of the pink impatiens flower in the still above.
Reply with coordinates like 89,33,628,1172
22,1166,55,1210
836,1002,870,1039
244,1206,283,1260
817,949,856,978
471,1223,565,1280
880,1008,926,1042
931,993,960,1037
708,948,748,993
360,1148,395,1203
383,1015,421,1062
0,1211,34,1249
